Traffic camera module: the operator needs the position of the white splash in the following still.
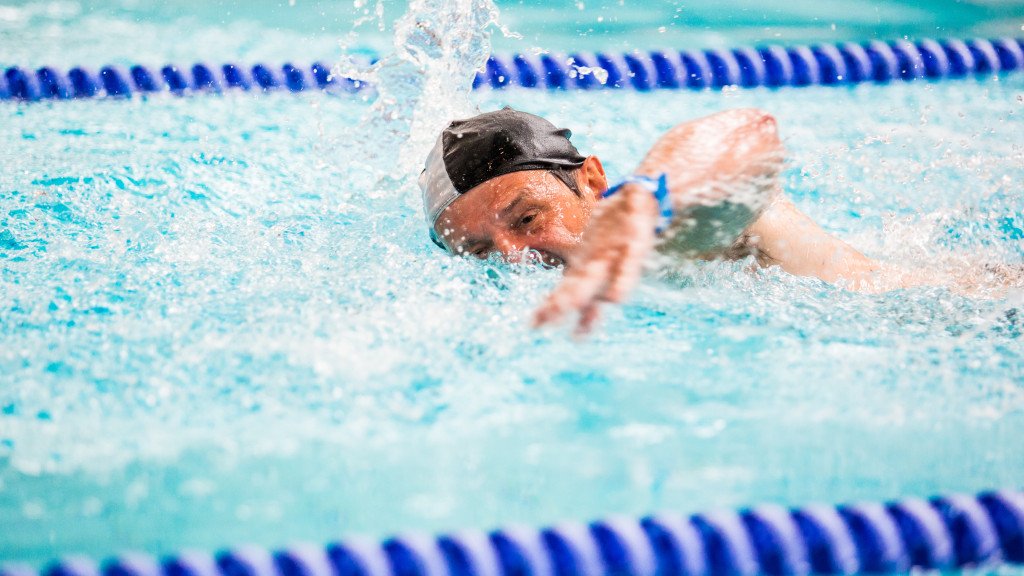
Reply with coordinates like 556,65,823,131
333,0,506,195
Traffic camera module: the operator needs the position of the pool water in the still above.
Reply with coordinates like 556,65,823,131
3,0,1024,66
2,0,1024,568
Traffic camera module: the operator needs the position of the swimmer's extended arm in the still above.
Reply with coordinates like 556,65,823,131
535,108,784,333
642,109,884,286
534,108,888,333
636,108,784,258
656,111,884,287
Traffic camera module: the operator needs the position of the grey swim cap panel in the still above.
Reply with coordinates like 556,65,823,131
418,107,586,248
419,133,460,230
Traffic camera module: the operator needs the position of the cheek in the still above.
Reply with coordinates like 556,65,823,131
530,209,587,247
556,201,591,236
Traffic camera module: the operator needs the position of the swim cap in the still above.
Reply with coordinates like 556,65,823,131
419,107,586,248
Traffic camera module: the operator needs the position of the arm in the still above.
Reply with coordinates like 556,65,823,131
641,111,892,288
640,108,784,258
743,196,884,288
534,109,786,333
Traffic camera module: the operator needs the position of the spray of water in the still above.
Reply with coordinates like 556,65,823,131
330,0,509,206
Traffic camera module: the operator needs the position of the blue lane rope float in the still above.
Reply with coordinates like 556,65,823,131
2,489,1023,576
2,37,1023,102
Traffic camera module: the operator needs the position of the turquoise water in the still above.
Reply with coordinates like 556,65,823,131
3,0,1024,569
2,0,1024,67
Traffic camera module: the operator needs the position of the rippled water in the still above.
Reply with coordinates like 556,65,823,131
3,0,1024,569
3,0,1024,67
2,75,1023,565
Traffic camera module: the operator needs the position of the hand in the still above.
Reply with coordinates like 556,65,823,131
532,184,658,335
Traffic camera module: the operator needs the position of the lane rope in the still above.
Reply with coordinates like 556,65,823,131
3,489,1022,576
2,37,1023,101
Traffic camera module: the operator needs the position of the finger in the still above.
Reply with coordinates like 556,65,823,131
573,302,602,338
533,256,612,327
561,245,623,308
602,242,631,303
604,240,652,302
604,258,644,303
532,269,605,328
603,222,654,303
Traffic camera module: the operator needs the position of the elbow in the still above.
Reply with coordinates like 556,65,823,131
715,108,782,149
744,108,781,145
760,114,781,147
733,108,785,173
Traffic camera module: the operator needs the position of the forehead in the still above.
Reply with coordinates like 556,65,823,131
435,170,565,232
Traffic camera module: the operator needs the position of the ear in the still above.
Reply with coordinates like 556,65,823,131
579,155,608,201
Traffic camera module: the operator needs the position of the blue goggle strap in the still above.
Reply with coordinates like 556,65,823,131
602,173,673,234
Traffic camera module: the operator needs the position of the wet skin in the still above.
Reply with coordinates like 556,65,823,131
434,156,609,267
431,108,916,333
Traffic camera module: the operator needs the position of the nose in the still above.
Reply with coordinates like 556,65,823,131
493,232,523,262
491,232,559,266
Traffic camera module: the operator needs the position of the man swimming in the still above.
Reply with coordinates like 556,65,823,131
417,107,960,334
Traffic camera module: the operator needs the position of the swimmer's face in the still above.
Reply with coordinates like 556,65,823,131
434,156,607,267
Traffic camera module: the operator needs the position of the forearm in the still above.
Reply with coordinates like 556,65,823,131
744,195,883,287
638,109,780,186
637,109,784,257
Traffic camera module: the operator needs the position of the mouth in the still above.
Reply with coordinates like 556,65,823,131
524,249,564,268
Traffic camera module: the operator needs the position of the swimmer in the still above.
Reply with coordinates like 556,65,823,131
417,107,1013,334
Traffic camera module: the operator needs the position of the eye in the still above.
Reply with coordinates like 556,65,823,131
517,211,539,228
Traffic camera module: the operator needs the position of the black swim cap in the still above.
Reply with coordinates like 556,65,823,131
419,107,587,248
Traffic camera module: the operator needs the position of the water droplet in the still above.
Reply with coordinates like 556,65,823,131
22,501,45,520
